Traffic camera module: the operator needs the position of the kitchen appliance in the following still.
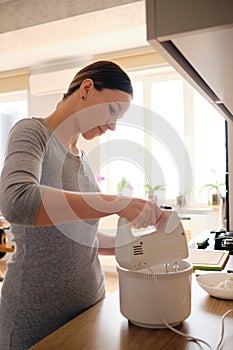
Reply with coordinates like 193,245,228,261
214,230,233,252
115,208,193,328
0,214,12,259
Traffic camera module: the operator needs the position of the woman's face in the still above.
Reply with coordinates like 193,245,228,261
80,88,132,140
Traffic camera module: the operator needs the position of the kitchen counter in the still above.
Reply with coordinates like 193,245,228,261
31,258,233,350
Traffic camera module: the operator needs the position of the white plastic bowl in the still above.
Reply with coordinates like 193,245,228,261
196,273,233,300
117,259,193,328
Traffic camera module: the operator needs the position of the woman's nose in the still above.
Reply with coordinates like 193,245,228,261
107,122,116,131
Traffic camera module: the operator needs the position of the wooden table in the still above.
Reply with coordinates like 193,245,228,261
31,257,233,350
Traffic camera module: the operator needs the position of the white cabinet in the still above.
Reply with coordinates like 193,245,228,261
181,209,219,240
146,0,233,120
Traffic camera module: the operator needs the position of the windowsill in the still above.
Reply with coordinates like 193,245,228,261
180,206,219,215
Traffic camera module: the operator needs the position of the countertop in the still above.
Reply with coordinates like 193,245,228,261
31,257,233,350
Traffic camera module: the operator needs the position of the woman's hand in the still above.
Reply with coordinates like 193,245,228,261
117,197,164,229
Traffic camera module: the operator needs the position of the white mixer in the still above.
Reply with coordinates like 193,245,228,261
115,208,193,328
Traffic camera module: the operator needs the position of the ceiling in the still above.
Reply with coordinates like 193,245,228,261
0,1,150,74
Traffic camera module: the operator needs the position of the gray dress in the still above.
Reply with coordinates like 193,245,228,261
0,118,105,349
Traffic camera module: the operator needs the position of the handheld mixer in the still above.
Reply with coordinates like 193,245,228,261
115,208,193,328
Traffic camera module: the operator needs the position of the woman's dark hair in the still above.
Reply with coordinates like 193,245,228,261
63,60,133,100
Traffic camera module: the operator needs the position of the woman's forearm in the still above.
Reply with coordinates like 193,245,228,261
34,187,129,227
35,187,162,228
34,187,163,228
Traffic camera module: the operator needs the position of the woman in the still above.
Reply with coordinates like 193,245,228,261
0,61,163,349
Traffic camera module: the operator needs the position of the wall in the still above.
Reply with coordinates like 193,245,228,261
0,0,139,33
28,92,62,117
0,70,29,93
27,49,165,116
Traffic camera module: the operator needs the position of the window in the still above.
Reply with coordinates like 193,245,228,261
193,90,225,203
98,66,225,208
0,91,28,170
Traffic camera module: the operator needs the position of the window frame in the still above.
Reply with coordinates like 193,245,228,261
98,64,225,208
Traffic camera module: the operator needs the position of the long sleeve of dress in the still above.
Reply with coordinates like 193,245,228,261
0,118,47,225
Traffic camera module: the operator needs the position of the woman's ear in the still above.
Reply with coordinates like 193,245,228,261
80,78,94,99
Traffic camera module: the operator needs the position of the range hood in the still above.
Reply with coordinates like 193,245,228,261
146,0,233,122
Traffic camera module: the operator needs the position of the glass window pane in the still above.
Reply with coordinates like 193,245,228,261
193,90,225,203
0,91,28,170
150,79,187,202
132,81,143,107
99,81,145,197
151,80,184,139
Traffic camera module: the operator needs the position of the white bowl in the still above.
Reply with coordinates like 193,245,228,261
117,260,193,328
196,273,233,300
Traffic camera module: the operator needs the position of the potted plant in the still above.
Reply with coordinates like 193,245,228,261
200,180,225,206
145,183,166,203
117,177,133,196
176,191,189,208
